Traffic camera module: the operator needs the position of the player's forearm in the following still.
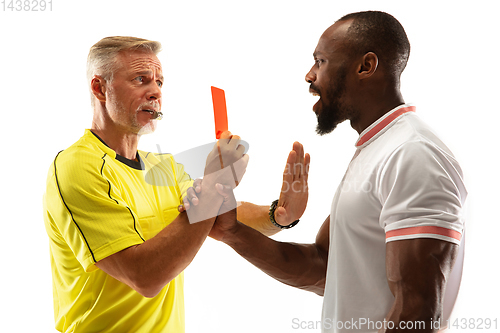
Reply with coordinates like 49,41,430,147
236,202,281,236
222,221,327,295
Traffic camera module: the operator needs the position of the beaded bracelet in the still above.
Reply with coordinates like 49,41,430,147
268,199,300,229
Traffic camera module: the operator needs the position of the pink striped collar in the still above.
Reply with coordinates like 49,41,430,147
355,104,416,148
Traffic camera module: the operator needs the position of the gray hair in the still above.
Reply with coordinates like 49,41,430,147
86,36,162,106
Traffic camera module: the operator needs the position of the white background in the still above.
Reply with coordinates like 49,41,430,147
1,0,499,332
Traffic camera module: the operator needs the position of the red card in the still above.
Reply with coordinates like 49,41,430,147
211,86,228,139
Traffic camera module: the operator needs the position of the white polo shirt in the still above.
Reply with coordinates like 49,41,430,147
321,104,467,332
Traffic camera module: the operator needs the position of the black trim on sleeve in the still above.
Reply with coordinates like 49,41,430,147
126,206,145,243
101,154,119,205
100,153,146,243
53,151,97,264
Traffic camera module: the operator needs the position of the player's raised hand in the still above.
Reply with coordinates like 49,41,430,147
274,142,310,226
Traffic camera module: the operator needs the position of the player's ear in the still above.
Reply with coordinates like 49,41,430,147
357,52,378,80
91,75,107,102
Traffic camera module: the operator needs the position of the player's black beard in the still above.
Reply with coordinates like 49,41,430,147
315,67,354,136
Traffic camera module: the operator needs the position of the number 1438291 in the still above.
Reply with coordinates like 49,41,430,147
1,0,52,11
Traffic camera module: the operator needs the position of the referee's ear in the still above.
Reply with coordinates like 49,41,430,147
91,75,107,103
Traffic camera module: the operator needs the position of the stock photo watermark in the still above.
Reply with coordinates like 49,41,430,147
1,0,52,11
291,317,499,331
339,161,378,194
282,162,309,194
147,141,250,224
146,140,308,224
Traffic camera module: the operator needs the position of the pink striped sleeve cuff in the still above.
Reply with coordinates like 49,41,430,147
386,226,462,245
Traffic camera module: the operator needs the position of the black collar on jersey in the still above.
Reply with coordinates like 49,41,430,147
90,131,145,171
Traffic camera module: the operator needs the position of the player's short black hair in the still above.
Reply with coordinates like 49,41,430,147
338,11,410,78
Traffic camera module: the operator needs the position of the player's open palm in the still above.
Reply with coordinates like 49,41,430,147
274,142,310,226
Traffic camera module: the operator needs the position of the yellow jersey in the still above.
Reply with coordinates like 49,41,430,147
43,129,193,332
